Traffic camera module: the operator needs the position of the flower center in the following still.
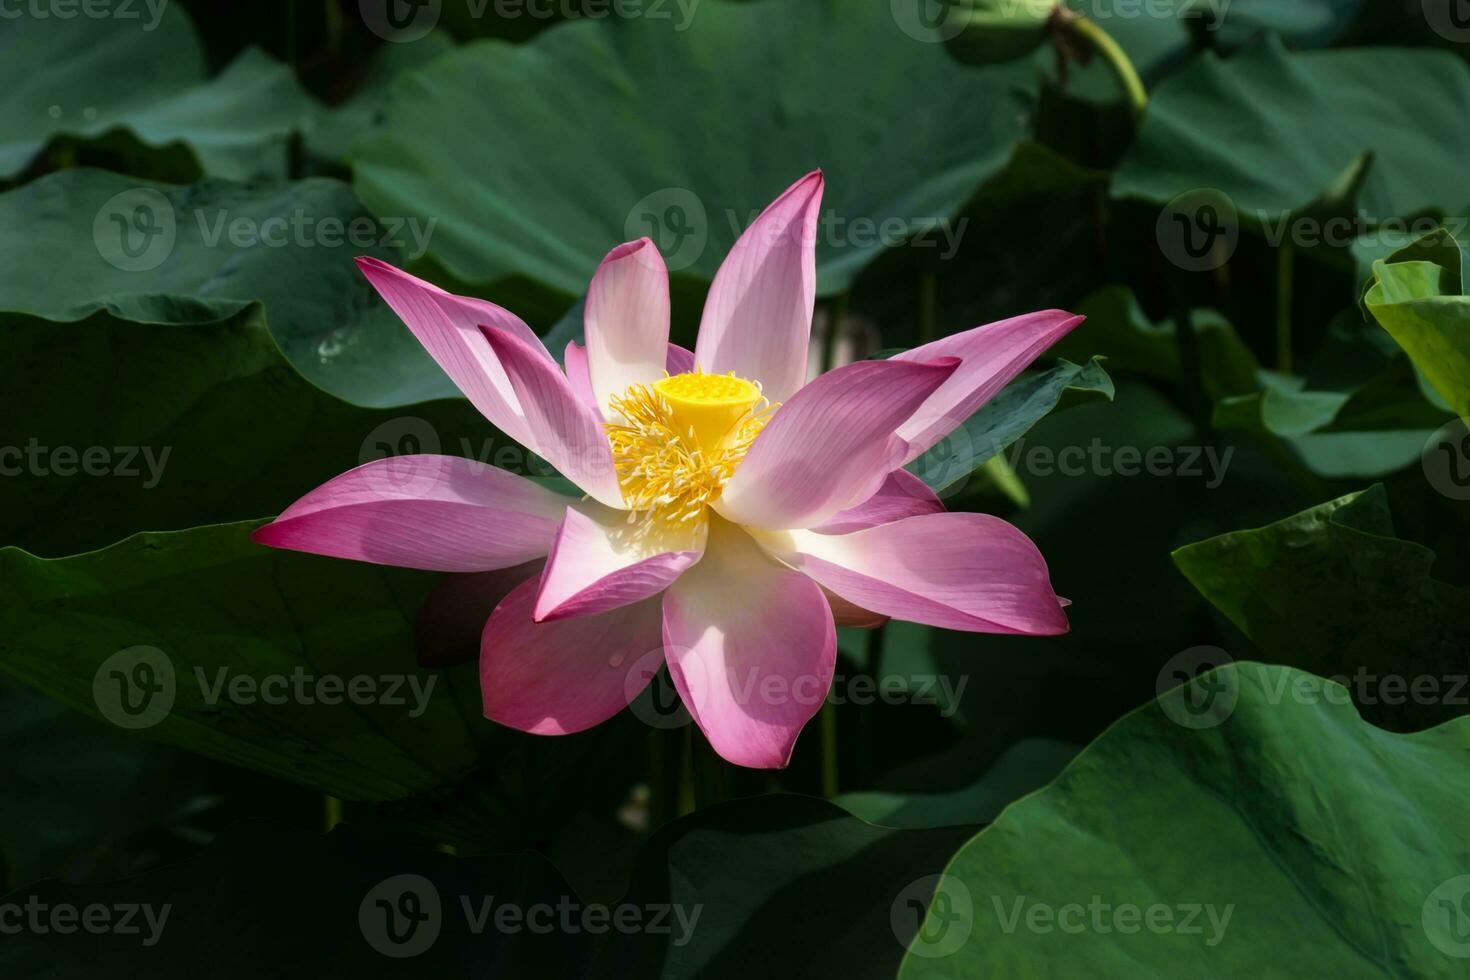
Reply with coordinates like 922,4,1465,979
605,370,773,526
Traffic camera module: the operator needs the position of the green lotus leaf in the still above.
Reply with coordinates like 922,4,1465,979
907,358,1114,497
1114,36,1470,223
902,661,1470,974
351,0,1038,299
0,8,316,181
0,168,456,416
1364,226,1470,418
1174,486,1470,731
0,521,641,852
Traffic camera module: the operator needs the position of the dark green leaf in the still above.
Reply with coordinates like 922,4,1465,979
1055,286,1258,400
907,358,1115,496
594,795,977,979
0,168,453,408
1173,486,1470,730
836,737,1079,828
0,523,637,850
1209,0,1366,48
0,293,493,556
1114,37,1470,222
902,661,1470,974
0,821,587,975
351,0,1038,297
1364,227,1470,418
0,675,204,887
306,30,456,167
0,10,315,181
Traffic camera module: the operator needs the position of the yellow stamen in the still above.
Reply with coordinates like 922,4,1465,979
605,370,774,526
652,371,763,449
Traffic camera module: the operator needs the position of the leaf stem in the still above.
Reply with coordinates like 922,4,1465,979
1276,241,1295,375
646,727,668,828
821,293,849,373
819,697,839,796
324,0,343,59
285,0,298,69
918,270,936,345
1068,17,1148,121
1167,276,1211,441
866,620,889,681
677,727,696,816
323,795,342,831
692,736,732,808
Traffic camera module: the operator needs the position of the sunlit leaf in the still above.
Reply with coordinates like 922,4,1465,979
902,661,1470,974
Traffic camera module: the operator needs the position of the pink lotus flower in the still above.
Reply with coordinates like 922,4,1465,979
253,172,1081,768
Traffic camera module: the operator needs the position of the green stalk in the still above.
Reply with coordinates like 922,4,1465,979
819,697,839,797
692,737,732,808
821,293,849,372
1068,17,1148,121
853,622,890,781
1275,240,1295,375
646,728,668,828
677,727,696,816
866,620,889,682
284,0,298,70
324,0,343,59
323,795,342,831
1167,275,1210,441
917,271,936,345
